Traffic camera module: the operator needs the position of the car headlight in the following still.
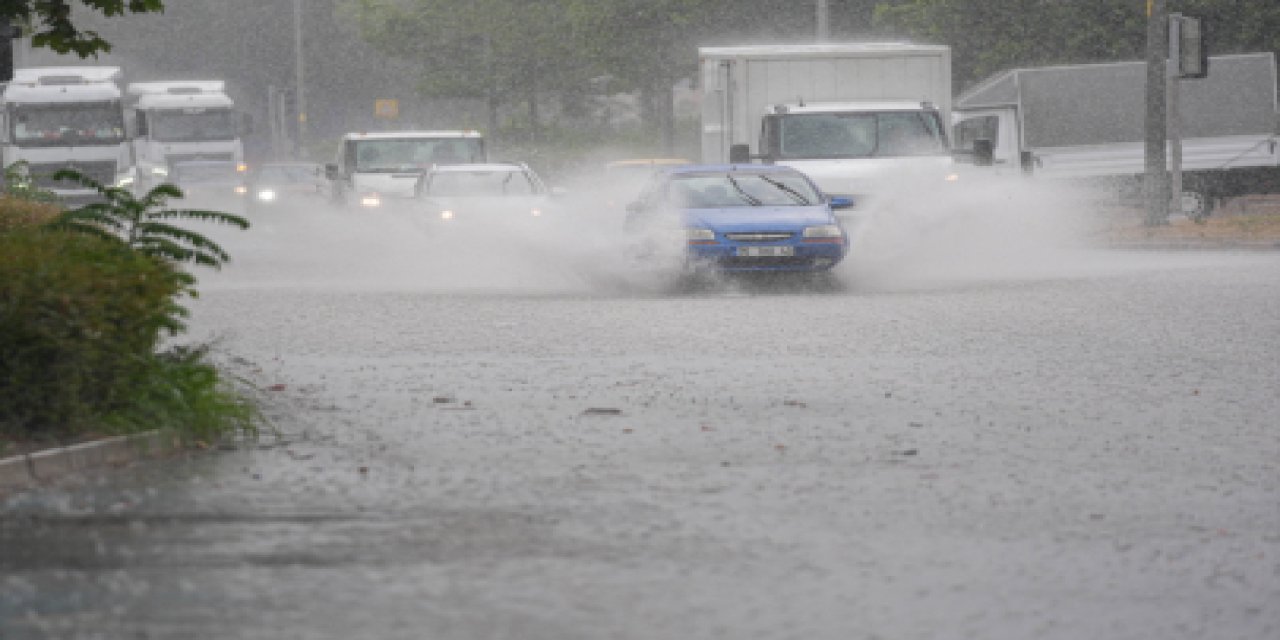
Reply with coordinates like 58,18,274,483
686,228,716,244
530,208,542,217
360,193,382,208
944,173,960,182
440,209,455,220
150,166,169,177
234,185,249,195
115,175,135,188
802,224,845,244
256,189,277,202
802,224,842,238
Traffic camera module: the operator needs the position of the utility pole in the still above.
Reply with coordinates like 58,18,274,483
1143,0,1170,226
816,0,830,43
293,0,308,158
0,18,17,83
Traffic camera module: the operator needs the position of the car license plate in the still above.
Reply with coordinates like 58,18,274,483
736,246,794,257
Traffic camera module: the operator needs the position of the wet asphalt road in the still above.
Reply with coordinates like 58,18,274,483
2,204,1279,639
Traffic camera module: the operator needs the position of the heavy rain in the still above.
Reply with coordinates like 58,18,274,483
1,2,1279,639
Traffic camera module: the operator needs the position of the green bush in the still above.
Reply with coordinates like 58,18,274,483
0,226,188,438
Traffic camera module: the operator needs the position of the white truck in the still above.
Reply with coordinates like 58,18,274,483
699,43,957,211
952,52,1280,217
126,80,249,190
325,130,486,208
1,67,133,204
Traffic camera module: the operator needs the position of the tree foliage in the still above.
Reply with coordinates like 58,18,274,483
872,0,1280,90
2,0,165,57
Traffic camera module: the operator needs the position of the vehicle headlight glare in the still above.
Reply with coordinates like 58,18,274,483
150,166,168,177
440,210,455,220
256,189,276,202
945,173,960,182
802,224,842,238
360,193,382,208
686,228,716,242
530,208,542,217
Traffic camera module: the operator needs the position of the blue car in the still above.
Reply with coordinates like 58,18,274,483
625,165,852,273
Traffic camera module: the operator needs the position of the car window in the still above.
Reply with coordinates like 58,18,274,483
668,173,818,207
426,170,537,197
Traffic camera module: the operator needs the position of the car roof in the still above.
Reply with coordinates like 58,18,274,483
606,158,692,169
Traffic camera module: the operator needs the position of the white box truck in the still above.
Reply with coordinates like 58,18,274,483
126,80,250,191
952,52,1280,217
699,43,957,212
1,67,133,204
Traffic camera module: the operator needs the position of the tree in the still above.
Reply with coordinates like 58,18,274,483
871,0,1280,90
342,0,596,141
1,0,165,57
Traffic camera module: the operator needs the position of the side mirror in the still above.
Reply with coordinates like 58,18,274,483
828,196,855,210
324,163,340,181
728,144,752,165
973,139,994,167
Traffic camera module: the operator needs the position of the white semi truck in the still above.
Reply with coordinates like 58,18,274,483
1,67,133,204
699,43,958,212
952,52,1280,217
325,130,486,208
126,80,249,190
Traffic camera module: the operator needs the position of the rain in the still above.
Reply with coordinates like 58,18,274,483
1,2,1279,639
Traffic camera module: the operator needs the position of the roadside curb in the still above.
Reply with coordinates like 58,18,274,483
1103,240,1280,252
0,431,182,494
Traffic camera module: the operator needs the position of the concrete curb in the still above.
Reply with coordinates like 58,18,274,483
0,431,182,494
1103,240,1280,252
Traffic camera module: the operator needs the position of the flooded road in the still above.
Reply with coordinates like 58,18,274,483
3,205,1279,639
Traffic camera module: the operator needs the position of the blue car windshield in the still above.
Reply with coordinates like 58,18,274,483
668,173,819,207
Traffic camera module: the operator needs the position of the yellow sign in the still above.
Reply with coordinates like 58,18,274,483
374,99,399,119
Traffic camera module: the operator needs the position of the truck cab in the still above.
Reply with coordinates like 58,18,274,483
325,130,486,208
126,81,249,191
740,100,957,204
0,67,134,205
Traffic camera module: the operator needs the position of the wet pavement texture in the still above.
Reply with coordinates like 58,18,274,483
2,205,1279,639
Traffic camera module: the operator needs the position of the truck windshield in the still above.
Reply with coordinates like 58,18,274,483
150,109,237,142
347,138,485,173
778,111,946,159
10,102,126,147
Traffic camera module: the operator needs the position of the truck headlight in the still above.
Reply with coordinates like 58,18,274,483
150,166,169,178
256,189,277,202
360,193,382,208
440,209,455,220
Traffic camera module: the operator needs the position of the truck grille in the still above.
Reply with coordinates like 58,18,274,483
167,152,235,168
724,232,795,242
28,160,117,190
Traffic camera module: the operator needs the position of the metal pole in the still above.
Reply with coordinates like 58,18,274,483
293,0,308,158
1168,14,1184,217
816,0,830,43
1143,0,1169,226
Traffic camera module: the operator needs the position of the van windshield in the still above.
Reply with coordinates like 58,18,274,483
777,111,947,159
347,138,486,173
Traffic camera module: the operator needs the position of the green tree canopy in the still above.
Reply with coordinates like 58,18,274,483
2,0,165,57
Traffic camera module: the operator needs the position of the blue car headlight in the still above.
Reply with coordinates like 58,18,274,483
802,224,845,244
686,228,716,245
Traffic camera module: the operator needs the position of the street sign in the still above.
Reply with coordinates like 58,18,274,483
374,99,399,119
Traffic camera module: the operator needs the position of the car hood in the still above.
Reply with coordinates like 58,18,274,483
684,206,836,231
353,172,423,198
423,196,550,215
